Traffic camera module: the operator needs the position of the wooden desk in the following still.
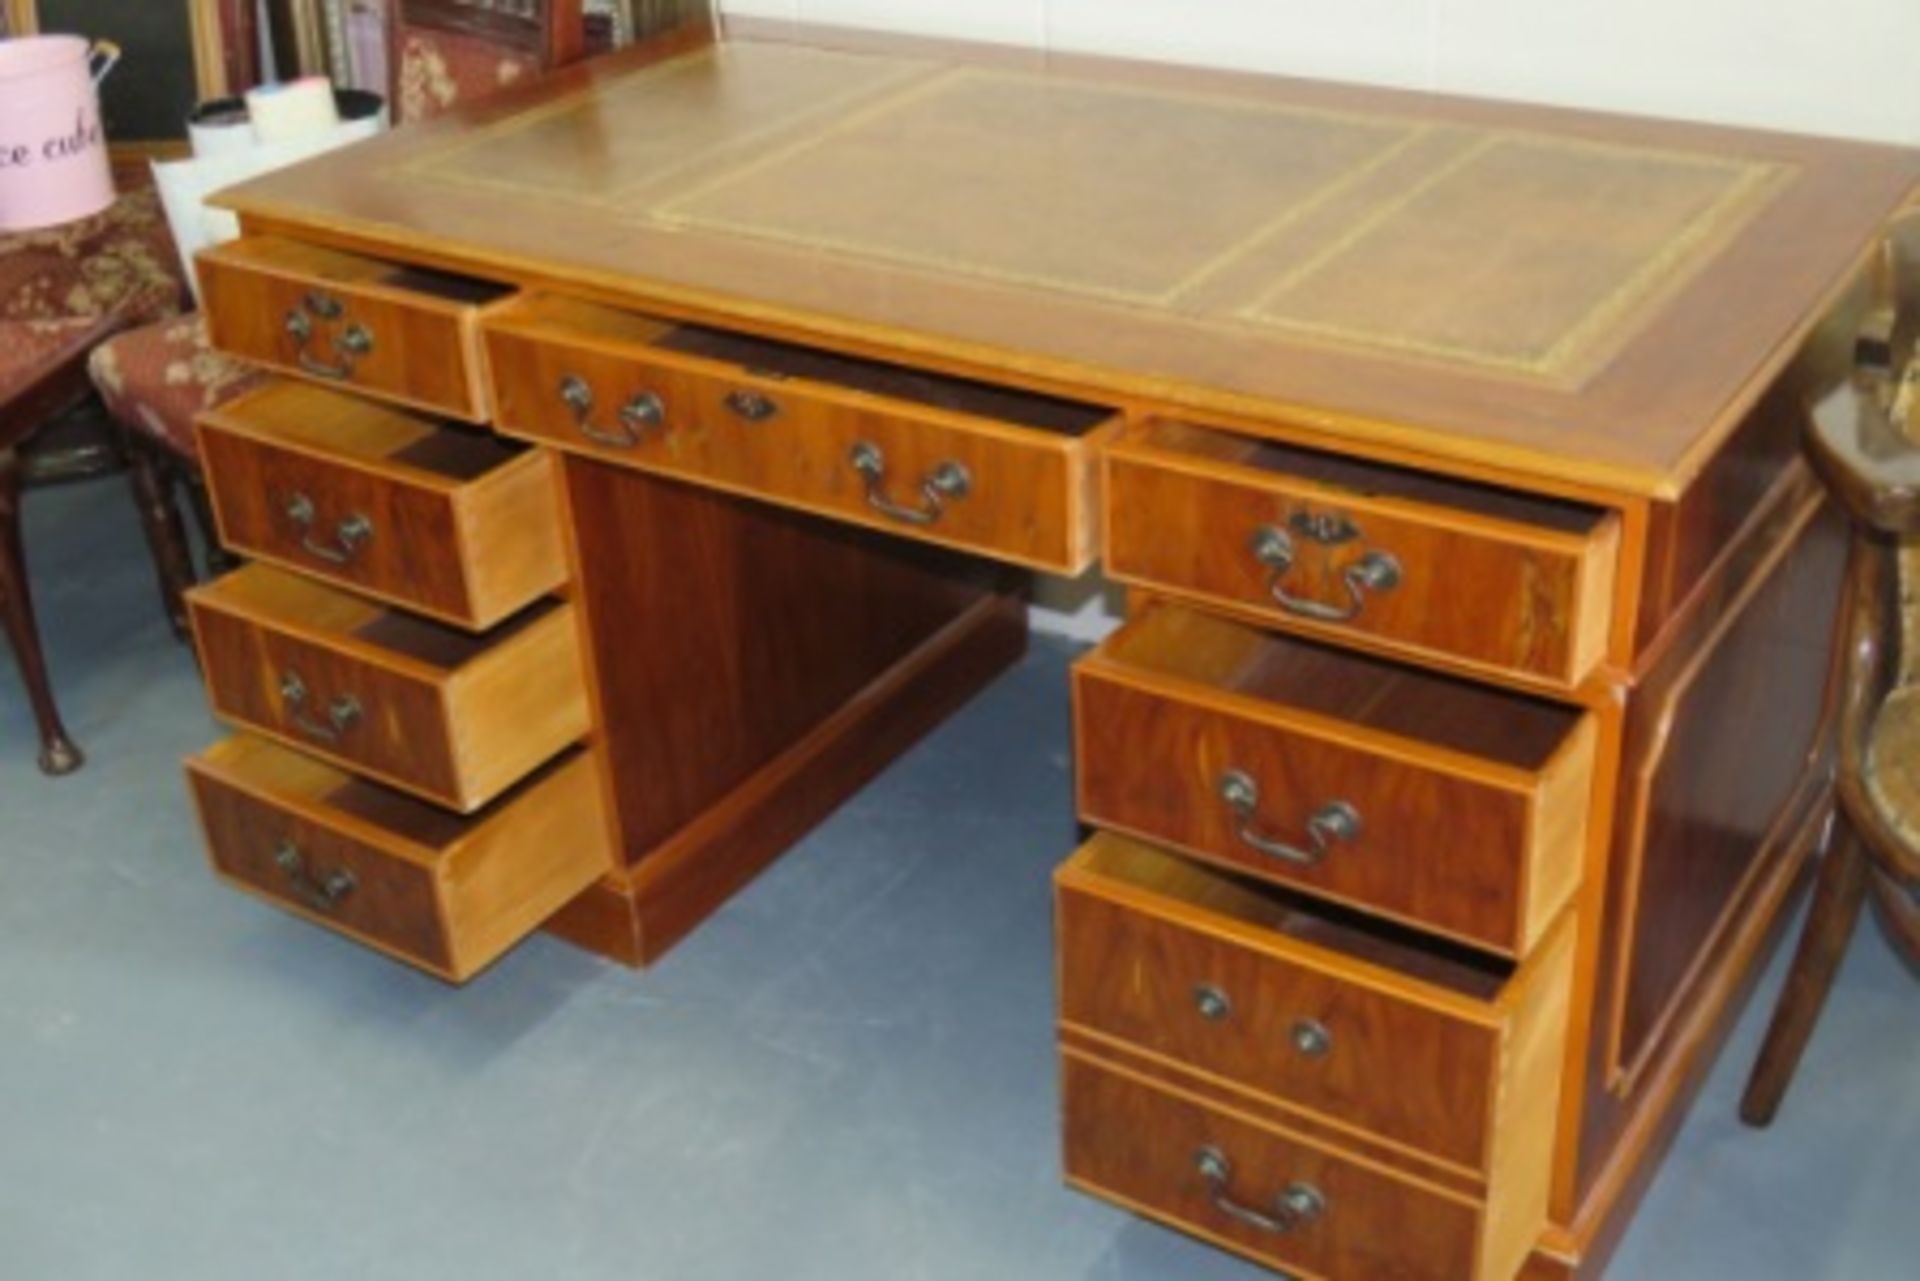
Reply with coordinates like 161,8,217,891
178,18,1919,1279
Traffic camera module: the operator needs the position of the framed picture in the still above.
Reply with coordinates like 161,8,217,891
14,1,239,150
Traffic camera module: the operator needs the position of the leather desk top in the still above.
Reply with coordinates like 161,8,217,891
215,20,1920,496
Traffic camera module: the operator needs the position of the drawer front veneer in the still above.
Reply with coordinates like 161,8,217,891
198,236,512,420
1074,606,1594,956
1055,834,1574,1174
189,565,590,812
197,382,567,630
484,295,1121,573
1105,421,1620,686
1063,1052,1485,1281
187,735,613,982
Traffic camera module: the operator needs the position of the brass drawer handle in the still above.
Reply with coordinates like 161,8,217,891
559,374,663,449
1195,1146,1326,1235
284,291,373,380
848,441,970,527
272,839,356,912
1250,522,1401,623
723,388,779,422
278,671,363,745
284,492,373,566
1218,770,1360,867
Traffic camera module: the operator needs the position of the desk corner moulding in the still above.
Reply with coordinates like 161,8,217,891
174,17,1920,1280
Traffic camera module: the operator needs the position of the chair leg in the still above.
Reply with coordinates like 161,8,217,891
183,472,237,576
1740,814,1870,1126
124,434,197,641
1867,866,1920,976
0,446,83,775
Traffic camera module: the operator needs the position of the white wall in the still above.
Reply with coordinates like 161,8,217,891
720,1,1920,144
718,1,1920,637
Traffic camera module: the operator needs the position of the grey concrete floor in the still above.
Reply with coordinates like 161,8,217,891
2,475,1917,1281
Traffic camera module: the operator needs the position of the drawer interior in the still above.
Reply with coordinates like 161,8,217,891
210,236,514,309
499,294,1115,435
1073,833,1511,1001
212,382,525,483
1143,419,1609,537
203,733,568,855
1101,603,1585,771
197,565,557,671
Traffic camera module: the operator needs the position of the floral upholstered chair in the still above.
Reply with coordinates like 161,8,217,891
86,0,631,637
0,188,187,772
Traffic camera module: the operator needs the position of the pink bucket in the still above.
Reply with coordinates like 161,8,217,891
0,35,120,231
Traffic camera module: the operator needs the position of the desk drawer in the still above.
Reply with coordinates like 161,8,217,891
1064,1051,1507,1281
1056,834,1573,1178
484,295,1121,573
198,382,567,630
189,565,589,812
198,236,513,420
1067,1052,1482,1281
1075,605,1593,956
1105,421,1620,686
188,735,611,982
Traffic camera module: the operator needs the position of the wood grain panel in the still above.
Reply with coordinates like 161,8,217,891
197,382,567,629
198,236,514,420
1573,487,1846,1199
1063,1050,1485,1281
1057,835,1574,1194
1105,420,1620,687
561,457,1008,861
486,294,1120,573
187,735,613,981
1075,606,1594,954
188,565,589,811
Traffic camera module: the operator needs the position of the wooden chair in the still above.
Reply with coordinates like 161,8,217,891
0,192,188,773
87,0,623,637
1740,212,1920,1126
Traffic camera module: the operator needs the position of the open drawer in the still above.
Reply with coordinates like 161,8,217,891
197,382,567,630
189,565,590,812
198,236,515,420
484,294,1122,573
188,735,613,982
1057,833,1573,1279
1074,604,1594,956
1104,420,1621,687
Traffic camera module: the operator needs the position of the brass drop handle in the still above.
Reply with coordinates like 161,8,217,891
284,492,372,566
273,839,355,912
559,374,663,449
278,671,363,745
1195,1147,1326,1235
1218,769,1360,867
848,441,970,527
284,291,373,380
1250,524,1401,623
